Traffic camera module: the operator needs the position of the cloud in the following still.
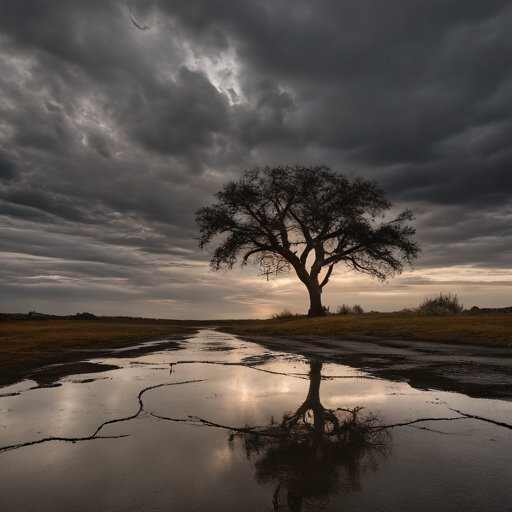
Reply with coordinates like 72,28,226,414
0,150,17,181
0,0,511,316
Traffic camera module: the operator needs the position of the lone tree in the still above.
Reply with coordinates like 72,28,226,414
196,165,420,317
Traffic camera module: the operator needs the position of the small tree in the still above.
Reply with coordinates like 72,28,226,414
196,165,420,317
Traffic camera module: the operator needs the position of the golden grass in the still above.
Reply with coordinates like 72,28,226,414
0,320,199,385
223,313,512,347
0,320,197,350
2,313,511,387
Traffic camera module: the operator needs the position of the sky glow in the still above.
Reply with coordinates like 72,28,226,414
0,0,511,318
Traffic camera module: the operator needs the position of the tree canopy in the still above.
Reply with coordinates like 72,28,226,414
196,165,420,316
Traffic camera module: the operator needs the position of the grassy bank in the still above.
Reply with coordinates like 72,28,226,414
222,313,512,347
0,319,202,386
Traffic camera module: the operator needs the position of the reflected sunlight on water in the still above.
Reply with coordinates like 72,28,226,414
1,329,511,512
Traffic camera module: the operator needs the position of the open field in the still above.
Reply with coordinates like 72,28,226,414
222,313,512,347
2,313,511,388
0,319,203,386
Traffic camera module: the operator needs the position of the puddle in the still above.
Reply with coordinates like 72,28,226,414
1,329,511,512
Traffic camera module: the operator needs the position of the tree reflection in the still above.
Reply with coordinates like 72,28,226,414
236,361,391,511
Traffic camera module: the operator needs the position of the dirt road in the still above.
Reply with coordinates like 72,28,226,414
240,334,512,399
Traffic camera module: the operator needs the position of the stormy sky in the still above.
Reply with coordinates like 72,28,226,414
1,0,511,318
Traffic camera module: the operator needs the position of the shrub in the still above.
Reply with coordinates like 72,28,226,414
416,293,463,316
75,312,97,320
336,304,352,315
352,304,364,315
335,304,364,315
271,309,302,320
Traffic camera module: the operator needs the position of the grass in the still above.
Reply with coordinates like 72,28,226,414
221,313,512,347
0,319,201,386
2,312,511,387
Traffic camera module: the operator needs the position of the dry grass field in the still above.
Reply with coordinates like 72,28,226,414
223,313,512,347
0,320,200,386
2,313,511,387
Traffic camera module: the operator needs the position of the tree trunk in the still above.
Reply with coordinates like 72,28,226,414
307,283,325,317
282,361,324,431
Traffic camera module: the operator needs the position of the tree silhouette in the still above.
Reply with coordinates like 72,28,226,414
236,361,391,511
196,165,420,316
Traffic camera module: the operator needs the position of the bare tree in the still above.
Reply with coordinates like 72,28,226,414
196,165,420,316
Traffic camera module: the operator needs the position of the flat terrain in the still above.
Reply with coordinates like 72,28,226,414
232,333,512,398
222,313,512,398
2,313,511,389
223,313,512,346
0,320,200,387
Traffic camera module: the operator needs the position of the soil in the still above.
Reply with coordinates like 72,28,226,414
237,334,512,399
4,326,511,400
0,338,187,388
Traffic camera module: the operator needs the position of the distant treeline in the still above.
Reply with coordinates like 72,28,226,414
1,306,511,323
470,306,512,315
0,312,252,326
0,311,184,323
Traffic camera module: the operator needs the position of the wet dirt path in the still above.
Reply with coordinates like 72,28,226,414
237,334,512,399
1,330,511,511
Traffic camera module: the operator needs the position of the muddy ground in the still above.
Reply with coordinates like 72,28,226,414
4,330,512,400
237,334,512,399
0,337,188,388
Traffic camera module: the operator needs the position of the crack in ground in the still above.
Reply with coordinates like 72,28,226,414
2,362,511,455
149,411,512,437
0,379,203,453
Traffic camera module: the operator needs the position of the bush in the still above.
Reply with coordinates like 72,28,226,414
352,304,364,315
75,312,97,320
336,304,352,315
271,309,303,320
416,293,463,316
335,304,364,315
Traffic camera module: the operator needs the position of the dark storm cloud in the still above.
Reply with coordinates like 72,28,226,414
123,66,232,156
0,185,99,223
1,0,511,315
150,0,512,167
0,150,16,181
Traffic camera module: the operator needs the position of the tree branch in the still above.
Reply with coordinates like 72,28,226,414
319,263,335,290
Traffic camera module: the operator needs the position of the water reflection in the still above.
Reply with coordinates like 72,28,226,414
236,361,391,511
1,330,512,512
